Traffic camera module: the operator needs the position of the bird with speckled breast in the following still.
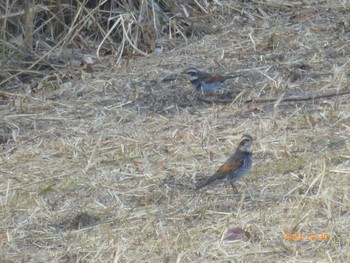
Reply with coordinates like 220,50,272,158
196,134,253,192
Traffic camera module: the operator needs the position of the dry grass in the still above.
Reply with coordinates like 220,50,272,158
1,0,350,262
0,0,216,90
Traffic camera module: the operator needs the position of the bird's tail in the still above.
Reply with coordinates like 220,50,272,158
195,177,216,190
222,76,236,82
195,181,209,190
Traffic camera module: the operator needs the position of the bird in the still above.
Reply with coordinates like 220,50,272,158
182,67,237,93
196,134,253,192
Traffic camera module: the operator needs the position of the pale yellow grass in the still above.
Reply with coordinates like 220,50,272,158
1,1,350,262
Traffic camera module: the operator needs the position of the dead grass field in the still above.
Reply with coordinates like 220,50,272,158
1,1,350,262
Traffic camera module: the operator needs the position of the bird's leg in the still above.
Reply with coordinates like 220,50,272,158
201,87,205,96
230,182,238,193
213,92,219,102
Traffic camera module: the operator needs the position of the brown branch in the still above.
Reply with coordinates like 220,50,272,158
198,90,350,104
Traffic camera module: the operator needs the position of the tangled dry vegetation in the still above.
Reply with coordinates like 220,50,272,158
1,0,350,262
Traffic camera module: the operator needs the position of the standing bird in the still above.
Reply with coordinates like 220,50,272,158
182,67,237,93
196,134,253,192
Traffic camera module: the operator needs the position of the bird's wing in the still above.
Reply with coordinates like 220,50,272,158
200,159,243,186
203,75,221,84
214,159,243,178
196,158,243,190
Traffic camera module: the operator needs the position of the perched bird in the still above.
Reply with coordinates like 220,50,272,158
196,134,253,192
182,67,237,93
